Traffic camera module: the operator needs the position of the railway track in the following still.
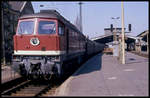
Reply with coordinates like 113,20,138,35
1,77,27,92
1,78,60,97
2,78,62,96
2,53,101,97
1,64,80,97
1,64,78,97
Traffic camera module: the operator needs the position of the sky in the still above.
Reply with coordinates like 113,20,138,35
31,1,149,38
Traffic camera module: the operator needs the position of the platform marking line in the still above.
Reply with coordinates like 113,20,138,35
123,69,134,72
118,94,135,96
107,77,117,80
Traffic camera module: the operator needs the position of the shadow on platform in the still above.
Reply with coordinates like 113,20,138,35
126,57,148,64
73,53,103,76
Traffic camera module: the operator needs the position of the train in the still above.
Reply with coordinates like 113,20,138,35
12,10,105,79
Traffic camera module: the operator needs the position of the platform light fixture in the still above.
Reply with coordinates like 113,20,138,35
111,17,120,43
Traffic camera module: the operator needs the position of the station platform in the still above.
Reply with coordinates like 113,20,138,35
1,65,21,84
56,52,148,96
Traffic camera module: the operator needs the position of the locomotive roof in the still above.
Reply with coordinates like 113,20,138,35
19,10,83,34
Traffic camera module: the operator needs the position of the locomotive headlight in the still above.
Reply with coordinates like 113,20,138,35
30,37,40,46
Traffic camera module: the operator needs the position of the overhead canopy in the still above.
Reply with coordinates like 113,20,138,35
91,34,137,44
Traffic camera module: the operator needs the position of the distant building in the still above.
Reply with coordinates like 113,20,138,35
1,1,34,63
137,30,149,42
136,30,149,52
9,1,34,16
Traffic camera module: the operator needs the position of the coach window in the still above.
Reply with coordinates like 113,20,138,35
17,21,34,34
58,23,64,35
38,21,56,34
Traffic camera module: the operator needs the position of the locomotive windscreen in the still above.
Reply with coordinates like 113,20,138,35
38,21,56,34
17,21,34,34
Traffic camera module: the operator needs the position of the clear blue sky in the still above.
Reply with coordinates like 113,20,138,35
32,1,148,38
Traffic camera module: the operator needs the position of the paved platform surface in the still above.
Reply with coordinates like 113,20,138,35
1,65,21,84
56,52,149,96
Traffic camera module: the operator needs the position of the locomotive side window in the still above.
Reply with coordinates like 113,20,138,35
17,21,34,34
38,21,56,34
58,23,64,35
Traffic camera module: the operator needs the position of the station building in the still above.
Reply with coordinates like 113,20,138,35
1,1,34,63
91,27,149,56
135,30,149,53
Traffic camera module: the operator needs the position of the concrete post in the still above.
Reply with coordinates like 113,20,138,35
139,39,141,53
118,36,122,63
79,1,83,33
121,1,125,64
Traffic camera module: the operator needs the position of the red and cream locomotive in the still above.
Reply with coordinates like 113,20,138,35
12,10,104,79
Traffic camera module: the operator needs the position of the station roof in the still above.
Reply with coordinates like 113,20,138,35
9,1,34,13
137,30,149,42
91,34,137,44
9,2,26,12
7,1,34,15
137,30,149,37
104,28,126,31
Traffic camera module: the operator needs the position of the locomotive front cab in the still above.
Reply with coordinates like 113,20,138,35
14,18,59,51
12,15,64,79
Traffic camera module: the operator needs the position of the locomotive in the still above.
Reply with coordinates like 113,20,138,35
12,10,104,79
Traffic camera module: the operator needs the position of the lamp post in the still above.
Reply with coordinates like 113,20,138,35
111,17,120,58
79,1,83,33
121,1,125,64
111,17,120,43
